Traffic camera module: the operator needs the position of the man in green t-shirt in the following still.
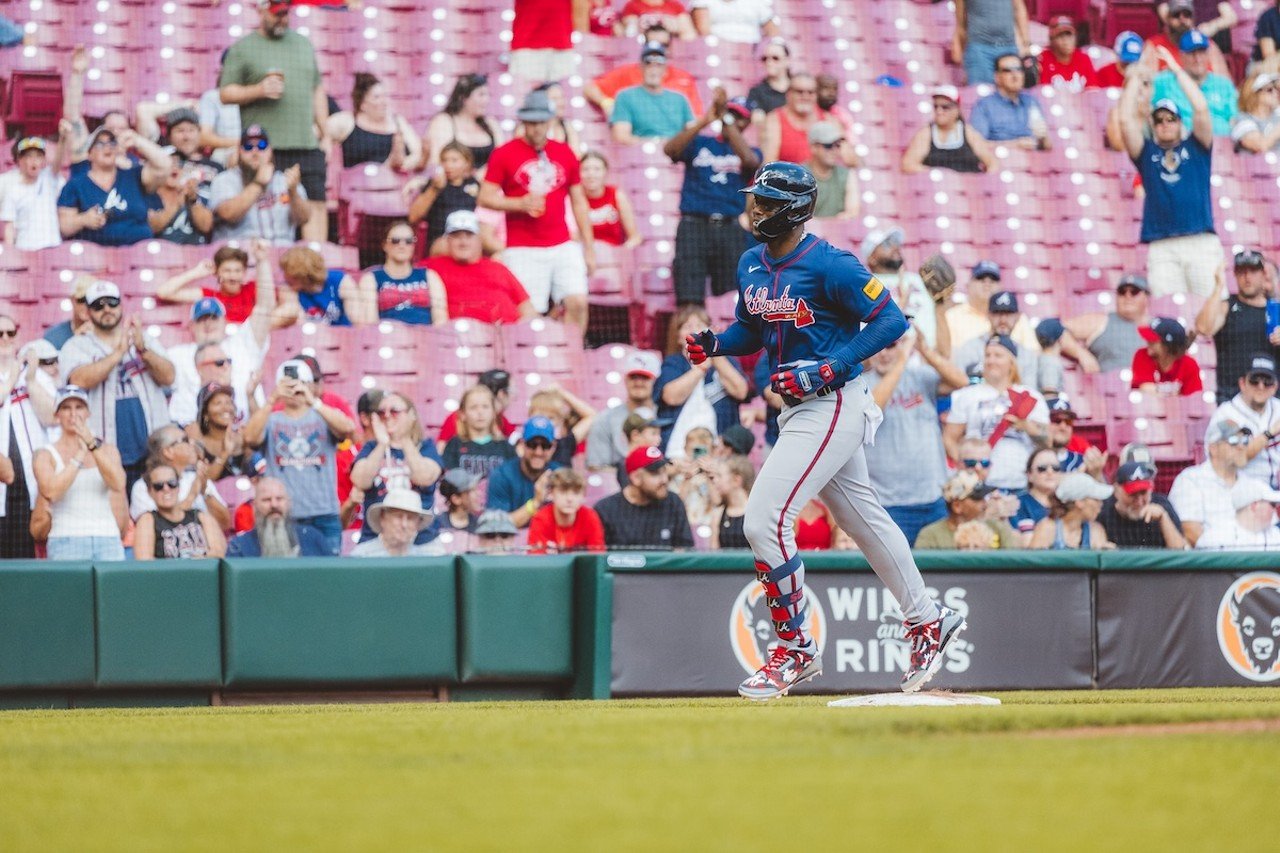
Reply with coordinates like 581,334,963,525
219,0,329,241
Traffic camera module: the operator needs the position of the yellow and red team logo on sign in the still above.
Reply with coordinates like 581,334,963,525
729,580,827,675
1216,572,1280,682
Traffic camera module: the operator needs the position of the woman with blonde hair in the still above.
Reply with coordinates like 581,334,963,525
276,245,370,326
943,335,1050,491
350,390,444,546
656,304,750,457
442,384,516,479
1231,71,1280,153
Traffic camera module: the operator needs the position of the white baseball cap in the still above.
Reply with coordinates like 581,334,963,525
860,226,905,263
444,210,480,235
624,351,661,379
275,359,316,384
84,280,120,304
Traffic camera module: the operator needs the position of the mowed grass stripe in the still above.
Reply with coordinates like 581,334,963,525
1,689,1277,852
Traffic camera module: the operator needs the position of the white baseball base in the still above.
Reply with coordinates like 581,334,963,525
827,692,1001,708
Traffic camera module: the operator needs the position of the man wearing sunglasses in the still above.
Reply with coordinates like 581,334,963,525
59,281,176,491
804,122,858,220
1195,250,1279,403
1119,45,1222,298
970,53,1051,149
1149,0,1233,72
486,416,562,530
1206,354,1280,490
56,126,171,246
208,124,309,245
219,0,328,241
1059,273,1152,373
1169,419,1252,547
1045,397,1104,477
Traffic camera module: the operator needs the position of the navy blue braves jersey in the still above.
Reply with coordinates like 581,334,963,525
726,234,898,378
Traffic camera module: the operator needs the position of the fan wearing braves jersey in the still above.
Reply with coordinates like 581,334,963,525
686,162,967,700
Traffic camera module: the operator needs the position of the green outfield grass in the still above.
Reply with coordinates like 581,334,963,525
1,688,1277,852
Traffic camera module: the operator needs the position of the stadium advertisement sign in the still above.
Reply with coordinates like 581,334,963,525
1097,571,1280,687
610,573,1094,694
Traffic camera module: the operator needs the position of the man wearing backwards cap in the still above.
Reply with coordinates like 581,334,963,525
1038,16,1098,92
1118,41,1222,298
1151,28,1238,137
423,210,537,325
1098,461,1186,549
1195,478,1280,551
218,0,329,241
586,351,663,471
661,85,761,305
59,281,176,489
1195,250,1280,403
1169,419,1252,546
593,444,693,550
1205,352,1280,489
610,42,696,144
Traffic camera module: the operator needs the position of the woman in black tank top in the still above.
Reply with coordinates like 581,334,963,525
711,457,755,549
132,464,226,560
328,73,422,170
901,90,995,174
425,74,501,171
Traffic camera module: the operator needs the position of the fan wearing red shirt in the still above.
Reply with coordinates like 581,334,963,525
1130,317,1203,397
1038,17,1097,92
158,245,260,324
619,0,694,39
479,90,597,335
584,24,705,117
423,210,537,324
510,0,578,82
527,469,607,554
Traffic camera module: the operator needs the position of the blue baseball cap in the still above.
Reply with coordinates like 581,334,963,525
988,290,1019,313
972,260,1001,281
522,416,556,443
191,297,226,321
1179,30,1210,53
1035,317,1066,348
1114,31,1143,65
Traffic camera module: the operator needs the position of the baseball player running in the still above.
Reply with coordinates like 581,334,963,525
686,162,967,700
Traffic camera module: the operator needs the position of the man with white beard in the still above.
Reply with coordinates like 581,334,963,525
226,476,328,557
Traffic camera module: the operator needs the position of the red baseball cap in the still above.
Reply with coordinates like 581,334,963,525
625,445,668,476
1049,16,1076,36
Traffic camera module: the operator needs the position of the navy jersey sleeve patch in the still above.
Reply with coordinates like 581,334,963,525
826,246,888,319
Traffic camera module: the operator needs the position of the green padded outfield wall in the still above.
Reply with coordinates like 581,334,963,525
0,561,95,689
221,557,458,687
459,555,575,682
95,559,222,688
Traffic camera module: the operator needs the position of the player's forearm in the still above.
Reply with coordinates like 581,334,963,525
829,301,909,377
714,322,764,356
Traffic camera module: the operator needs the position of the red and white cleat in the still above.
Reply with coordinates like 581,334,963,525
901,607,967,693
738,645,823,701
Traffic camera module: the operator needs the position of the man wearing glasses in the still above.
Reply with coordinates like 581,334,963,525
58,281,176,491
1195,250,1280,402
1205,354,1280,491
969,53,1051,149
486,417,562,530
804,122,858,220
208,125,310,245
1119,44,1222,297
1169,420,1252,547
56,126,171,246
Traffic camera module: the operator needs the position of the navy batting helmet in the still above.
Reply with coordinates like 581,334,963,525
740,161,817,239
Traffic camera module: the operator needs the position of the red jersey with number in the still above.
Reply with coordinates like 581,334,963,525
484,137,581,248
424,256,531,323
202,280,257,324
527,504,606,554
1130,350,1203,397
587,185,626,245
512,0,573,49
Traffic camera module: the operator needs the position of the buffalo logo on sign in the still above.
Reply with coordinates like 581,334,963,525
1216,572,1280,682
729,580,828,674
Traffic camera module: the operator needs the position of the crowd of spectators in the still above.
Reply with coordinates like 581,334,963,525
5,0,1280,560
